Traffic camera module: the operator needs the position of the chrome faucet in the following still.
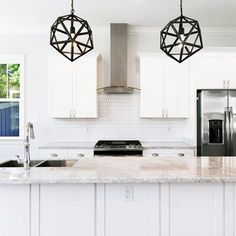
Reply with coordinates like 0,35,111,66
17,122,35,170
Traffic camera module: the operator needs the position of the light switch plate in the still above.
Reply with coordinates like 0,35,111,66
123,186,134,201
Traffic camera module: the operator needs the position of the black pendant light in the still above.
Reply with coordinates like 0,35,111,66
160,0,203,63
50,0,94,62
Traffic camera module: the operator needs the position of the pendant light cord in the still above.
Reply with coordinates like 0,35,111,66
180,0,183,16
71,0,75,14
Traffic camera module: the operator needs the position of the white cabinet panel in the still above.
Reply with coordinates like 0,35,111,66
74,58,98,118
139,54,189,118
68,149,94,158
165,60,189,118
140,57,165,118
105,184,159,236
229,56,236,88
49,54,100,118
40,184,95,236
168,183,224,236
143,148,195,157
49,57,73,118
40,149,68,159
0,185,30,236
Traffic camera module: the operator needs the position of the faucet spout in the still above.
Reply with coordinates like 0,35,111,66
24,122,35,170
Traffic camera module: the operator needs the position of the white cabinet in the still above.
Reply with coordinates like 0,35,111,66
40,148,94,159
196,51,236,89
68,149,93,158
162,183,224,236
49,54,101,118
139,54,189,118
143,148,195,157
40,184,95,236
140,57,165,118
0,185,30,236
104,184,159,236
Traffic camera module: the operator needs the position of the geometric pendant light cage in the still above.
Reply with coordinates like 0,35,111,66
160,0,203,63
50,0,93,62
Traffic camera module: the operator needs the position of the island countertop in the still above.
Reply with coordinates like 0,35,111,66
1,156,236,184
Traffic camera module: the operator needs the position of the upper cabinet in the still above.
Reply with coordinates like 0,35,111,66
196,51,236,89
49,54,102,118
139,54,189,118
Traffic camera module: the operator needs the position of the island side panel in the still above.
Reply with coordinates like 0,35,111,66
161,183,224,236
103,184,160,236
39,184,95,236
0,184,30,236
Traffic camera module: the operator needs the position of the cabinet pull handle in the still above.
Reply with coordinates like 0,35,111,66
152,153,159,157
162,109,165,118
166,109,168,118
77,154,84,157
51,154,58,157
178,153,184,157
223,80,226,89
227,80,230,89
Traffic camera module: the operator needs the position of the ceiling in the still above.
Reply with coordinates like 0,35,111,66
1,0,236,29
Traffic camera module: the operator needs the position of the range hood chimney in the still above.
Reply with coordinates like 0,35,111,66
98,23,140,94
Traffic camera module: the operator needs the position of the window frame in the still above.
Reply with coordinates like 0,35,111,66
0,55,24,140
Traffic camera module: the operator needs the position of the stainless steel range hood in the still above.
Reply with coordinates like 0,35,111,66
97,24,140,94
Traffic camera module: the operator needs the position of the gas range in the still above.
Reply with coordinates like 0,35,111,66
94,140,143,156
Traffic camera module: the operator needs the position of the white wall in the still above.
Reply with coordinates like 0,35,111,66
0,27,236,159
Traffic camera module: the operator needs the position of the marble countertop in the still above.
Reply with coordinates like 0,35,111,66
38,142,195,150
0,156,236,184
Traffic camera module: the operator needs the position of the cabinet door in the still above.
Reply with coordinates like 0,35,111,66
162,183,224,236
143,149,170,157
49,57,73,118
74,57,98,118
0,185,30,236
140,57,165,118
165,60,189,118
229,55,236,88
196,54,228,89
105,184,159,236
40,184,95,236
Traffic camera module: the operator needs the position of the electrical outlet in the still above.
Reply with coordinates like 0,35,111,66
123,186,133,201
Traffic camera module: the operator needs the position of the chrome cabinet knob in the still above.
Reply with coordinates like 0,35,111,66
178,153,184,157
152,153,159,157
51,154,58,158
77,154,85,157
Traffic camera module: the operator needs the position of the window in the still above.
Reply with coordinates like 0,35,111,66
0,55,24,139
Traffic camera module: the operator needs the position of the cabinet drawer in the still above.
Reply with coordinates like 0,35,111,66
40,150,68,159
169,149,195,157
68,149,94,159
143,149,169,157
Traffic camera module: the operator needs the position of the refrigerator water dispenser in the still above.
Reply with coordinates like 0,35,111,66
209,120,223,144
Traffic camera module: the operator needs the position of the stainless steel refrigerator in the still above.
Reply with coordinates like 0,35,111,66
197,90,236,156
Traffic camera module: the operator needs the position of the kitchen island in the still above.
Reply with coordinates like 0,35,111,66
0,156,235,236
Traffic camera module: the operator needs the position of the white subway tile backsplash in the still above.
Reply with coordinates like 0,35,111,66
52,94,187,142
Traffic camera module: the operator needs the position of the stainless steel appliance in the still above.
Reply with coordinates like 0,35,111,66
197,90,236,156
94,140,143,156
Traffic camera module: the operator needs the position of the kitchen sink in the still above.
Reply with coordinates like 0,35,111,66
36,160,77,167
0,160,43,168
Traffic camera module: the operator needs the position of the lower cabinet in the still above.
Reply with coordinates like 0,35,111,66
164,183,224,236
39,184,95,236
143,148,195,157
0,185,30,236
103,184,159,236
0,183,234,236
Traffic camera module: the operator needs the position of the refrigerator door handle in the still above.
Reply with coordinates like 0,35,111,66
224,108,231,156
229,107,234,155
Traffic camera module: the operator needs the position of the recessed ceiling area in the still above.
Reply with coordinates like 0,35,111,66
1,0,236,28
